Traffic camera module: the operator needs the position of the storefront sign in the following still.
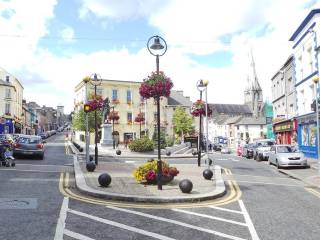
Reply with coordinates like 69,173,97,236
274,122,292,132
184,136,198,148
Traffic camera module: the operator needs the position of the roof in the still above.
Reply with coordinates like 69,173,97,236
225,116,242,125
167,90,192,107
235,117,266,125
289,9,320,41
210,104,252,115
0,79,12,86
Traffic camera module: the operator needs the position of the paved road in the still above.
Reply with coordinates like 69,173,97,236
0,132,72,240
2,136,320,240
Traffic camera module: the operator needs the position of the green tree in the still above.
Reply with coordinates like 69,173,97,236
172,106,194,140
72,108,102,132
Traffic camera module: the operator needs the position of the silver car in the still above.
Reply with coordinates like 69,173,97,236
268,145,308,168
13,135,45,159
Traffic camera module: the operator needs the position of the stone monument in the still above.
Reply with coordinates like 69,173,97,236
100,97,113,146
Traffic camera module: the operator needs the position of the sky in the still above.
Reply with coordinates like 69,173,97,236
0,0,319,113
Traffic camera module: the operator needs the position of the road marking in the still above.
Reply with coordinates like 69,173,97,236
238,200,260,240
232,180,303,187
172,208,247,226
305,187,320,198
125,160,135,163
54,196,69,240
64,229,96,240
106,206,246,240
68,209,176,240
0,169,60,173
208,206,243,214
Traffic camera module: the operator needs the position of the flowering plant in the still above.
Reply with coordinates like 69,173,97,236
108,111,120,121
191,100,212,117
133,159,179,184
139,71,173,99
85,98,104,112
134,113,145,123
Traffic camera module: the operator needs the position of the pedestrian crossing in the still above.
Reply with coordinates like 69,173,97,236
55,197,260,240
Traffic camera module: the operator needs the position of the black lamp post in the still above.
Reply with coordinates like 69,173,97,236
196,79,207,167
90,73,102,165
111,106,115,149
147,35,167,190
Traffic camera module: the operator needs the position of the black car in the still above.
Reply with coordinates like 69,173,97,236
212,144,222,151
242,143,254,158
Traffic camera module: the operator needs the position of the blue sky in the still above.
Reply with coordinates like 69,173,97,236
0,0,319,112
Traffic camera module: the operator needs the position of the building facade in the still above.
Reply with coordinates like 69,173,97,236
289,9,320,158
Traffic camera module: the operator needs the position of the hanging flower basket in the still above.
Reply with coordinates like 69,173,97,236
135,113,145,123
85,98,104,112
139,71,173,99
108,111,120,121
191,100,205,116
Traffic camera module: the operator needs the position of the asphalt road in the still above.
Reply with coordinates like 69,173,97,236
1,136,320,240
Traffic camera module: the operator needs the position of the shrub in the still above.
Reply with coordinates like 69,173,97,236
133,159,179,183
129,137,154,152
152,130,166,149
165,136,174,147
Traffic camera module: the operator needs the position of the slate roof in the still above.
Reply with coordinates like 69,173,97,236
210,104,252,115
167,90,192,107
235,117,266,125
0,79,11,86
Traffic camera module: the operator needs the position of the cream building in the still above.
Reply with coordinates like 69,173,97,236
74,79,169,142
0,67,24,134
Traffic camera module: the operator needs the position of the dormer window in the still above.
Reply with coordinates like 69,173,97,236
6,76,9,82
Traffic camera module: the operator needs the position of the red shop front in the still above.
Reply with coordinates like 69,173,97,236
273,119,297,145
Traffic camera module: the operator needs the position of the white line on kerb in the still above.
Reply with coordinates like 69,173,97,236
107,206,246,240
64,229,96,240
208,206,243,215
238,200,260,240
54,197,69,240
172,209,247,226
68,209,175,240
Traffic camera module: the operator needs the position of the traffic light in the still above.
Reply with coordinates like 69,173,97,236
84,103,91,113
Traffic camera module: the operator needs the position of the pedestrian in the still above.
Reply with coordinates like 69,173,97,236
124,138,128,149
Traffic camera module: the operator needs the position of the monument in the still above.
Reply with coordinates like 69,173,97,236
100,98,113,146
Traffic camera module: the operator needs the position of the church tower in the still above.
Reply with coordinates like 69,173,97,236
244,50,263,117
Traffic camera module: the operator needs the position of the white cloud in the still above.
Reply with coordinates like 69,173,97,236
60,26,75,42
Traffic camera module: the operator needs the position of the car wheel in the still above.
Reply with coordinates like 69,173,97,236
276,160,281,169
39,154,44,160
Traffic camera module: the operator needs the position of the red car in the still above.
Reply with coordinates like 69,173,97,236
236,146,242,156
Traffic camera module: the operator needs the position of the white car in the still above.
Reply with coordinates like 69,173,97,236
268,145,308,169
221,147,231,154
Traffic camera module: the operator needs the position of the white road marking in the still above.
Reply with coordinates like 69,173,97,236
106,206,246,240
125,160,135,163
234,180,302,187
0,169,60,173
172,209,247,226
64,229,96,240
208,206,243,215
68,209,176,240
54,197,69,240
238,200,260,240
232,159,240,162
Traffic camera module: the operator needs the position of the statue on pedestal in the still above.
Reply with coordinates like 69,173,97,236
102,97,110,124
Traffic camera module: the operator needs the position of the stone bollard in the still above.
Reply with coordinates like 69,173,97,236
98,173,112,187
203,169,213,180
179,179,193,193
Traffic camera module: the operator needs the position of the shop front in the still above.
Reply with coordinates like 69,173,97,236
296,113,318,158
273,119,297,145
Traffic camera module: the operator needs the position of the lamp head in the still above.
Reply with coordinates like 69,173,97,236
203,80,209,86
150,37,165,50
313,76,320,83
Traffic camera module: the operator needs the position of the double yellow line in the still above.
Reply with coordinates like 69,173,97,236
305,187,320,199
59,169,242,209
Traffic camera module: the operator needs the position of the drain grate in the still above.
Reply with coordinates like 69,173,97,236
0,198,37,209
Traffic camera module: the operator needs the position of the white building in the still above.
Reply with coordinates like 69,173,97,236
289,9,320,158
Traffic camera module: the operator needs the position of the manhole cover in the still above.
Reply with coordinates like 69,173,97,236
0,198,37,209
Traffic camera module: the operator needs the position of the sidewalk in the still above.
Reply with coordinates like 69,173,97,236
70,140,205,159
73,155,226,203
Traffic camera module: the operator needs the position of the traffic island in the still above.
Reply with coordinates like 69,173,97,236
73,156,226,203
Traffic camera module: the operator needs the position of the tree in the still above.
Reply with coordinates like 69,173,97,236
172,106,194,141
72,108,102,132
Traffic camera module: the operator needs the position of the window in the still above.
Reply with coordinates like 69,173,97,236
153,112,158,121
287,77,292,92
5,88,11,98
96,88,103,97
127,112,132,122
112,89,118,101
307,46,313,73
127,90,132,104
5,76,9,82
5,102,10,114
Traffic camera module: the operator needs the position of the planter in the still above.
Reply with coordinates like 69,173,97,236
146,175,174,185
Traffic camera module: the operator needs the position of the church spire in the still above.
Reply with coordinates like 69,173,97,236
249,49,262,91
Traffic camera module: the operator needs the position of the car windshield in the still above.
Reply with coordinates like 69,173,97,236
18,137,41,144
277,146,293,153
257,141,274,147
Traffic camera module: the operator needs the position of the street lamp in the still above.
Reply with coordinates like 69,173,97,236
111,106,115,149
83,77,90,165
196,79,208,167
90,73,102,165
147,35,167,190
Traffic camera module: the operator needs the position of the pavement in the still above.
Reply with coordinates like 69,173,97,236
68,141,226,203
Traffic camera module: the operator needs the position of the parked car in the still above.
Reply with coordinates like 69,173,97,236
221,146,231,154
38,132,48,139
212,144,222,151
253,139,275,161
13,135,45,159
268,145,308,169
242,143,254,158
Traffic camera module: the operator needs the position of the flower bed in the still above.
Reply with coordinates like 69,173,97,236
133,159,179,184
